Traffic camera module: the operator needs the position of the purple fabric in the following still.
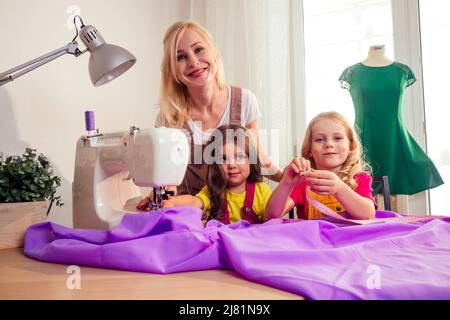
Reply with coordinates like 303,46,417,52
24,207,450,299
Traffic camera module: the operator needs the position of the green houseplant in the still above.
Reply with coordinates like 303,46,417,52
0,148,63,248
0,148,63,211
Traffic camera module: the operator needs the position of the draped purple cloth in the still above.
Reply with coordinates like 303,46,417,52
24,207,450,299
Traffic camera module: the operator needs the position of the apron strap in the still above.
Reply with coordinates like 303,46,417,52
221,182,260,224
230,86,242,126
183,85,243,138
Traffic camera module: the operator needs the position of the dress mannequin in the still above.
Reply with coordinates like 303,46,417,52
339,48,444,195
361,45,393,67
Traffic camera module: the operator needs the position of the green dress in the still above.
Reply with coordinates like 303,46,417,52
339,62,443,195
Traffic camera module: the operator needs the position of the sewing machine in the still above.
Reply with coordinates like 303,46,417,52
72,126,189,230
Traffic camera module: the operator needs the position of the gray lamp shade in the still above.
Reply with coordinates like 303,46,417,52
89,44,136,86
80,25,136,87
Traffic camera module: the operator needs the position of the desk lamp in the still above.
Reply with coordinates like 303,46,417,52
0,15,136,87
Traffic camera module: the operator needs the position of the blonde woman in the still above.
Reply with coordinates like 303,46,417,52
138,21,281,210
265,111,376,220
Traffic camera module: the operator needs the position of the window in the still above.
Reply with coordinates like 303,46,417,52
303,0,393,124
420,0,450,215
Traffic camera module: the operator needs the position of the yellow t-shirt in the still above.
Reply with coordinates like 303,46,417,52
196,182,272,224
307,190,346,220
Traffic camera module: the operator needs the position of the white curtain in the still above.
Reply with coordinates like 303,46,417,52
182,0,306,182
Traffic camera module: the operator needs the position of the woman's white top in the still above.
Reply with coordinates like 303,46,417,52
154,85,261,144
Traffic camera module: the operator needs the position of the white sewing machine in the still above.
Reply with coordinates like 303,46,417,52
72,126,189,230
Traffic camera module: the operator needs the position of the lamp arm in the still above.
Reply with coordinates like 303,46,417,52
0,41,85,86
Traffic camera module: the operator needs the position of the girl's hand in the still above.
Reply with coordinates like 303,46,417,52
305,170,344,196
136,186,178,210
162,197,176,208
280,157,311,187
136,195,151,210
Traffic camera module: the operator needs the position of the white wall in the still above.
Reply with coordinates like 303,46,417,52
0,0,189,226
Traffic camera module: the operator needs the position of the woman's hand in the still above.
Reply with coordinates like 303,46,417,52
305,170,344,196
280,157,311,187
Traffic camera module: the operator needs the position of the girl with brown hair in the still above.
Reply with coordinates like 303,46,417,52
163,125,272,224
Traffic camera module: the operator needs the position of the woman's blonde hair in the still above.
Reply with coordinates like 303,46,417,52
159,21,227,128
301,111,371,189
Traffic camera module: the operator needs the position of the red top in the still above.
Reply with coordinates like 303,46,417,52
289,172,376,219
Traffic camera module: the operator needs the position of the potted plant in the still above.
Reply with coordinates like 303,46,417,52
0,148,63,249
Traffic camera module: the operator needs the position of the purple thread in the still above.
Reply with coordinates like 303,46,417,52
85,111,95,132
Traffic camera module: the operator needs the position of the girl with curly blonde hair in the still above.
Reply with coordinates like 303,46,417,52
266,111,376,220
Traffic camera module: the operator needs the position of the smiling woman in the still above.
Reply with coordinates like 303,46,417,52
175,31,215,85
137,21,282,210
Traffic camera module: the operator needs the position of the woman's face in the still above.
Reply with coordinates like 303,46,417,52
175,28,214,88
219,141,250,190
310,118,351,173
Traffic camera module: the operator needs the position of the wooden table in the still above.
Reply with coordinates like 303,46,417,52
0,248,302,300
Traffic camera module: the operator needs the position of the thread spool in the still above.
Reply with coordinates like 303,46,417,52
84,110,95,134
